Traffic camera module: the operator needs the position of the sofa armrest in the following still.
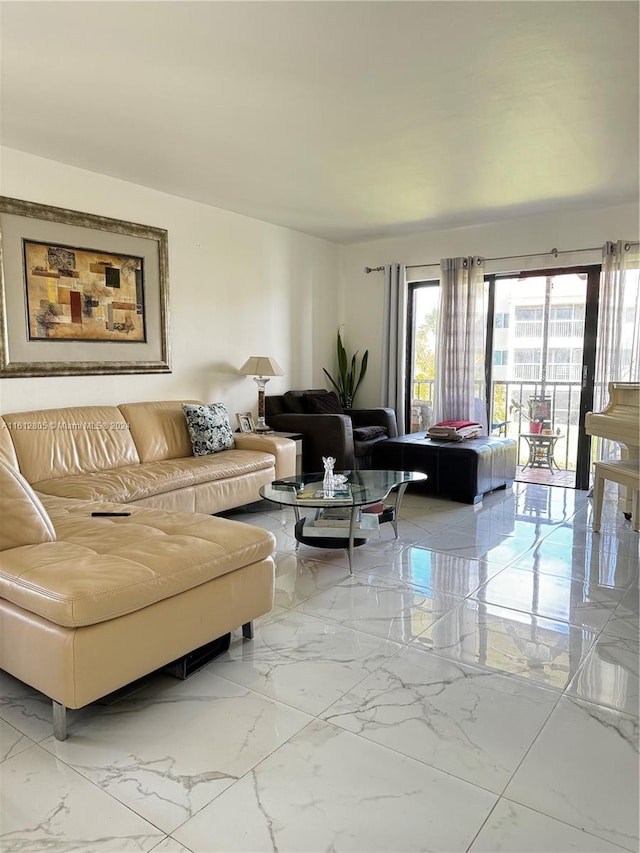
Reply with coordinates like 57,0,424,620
234,433,296,479
264,413,356,472
346,408,399,439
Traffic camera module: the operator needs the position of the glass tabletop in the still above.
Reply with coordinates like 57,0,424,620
259,469,427,508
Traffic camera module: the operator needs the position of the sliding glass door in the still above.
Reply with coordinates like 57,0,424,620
407,266,602,489
486,267,600,489
406,281,440,432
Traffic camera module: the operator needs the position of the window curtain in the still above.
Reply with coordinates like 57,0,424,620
380,263,407,434
434,256,486,427
593,240,640,463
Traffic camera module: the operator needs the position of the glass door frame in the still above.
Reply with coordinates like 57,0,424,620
406,279,439,433
407,266,601,490
486,265,601,490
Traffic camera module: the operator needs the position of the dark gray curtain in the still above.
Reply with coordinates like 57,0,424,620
380,263,407,434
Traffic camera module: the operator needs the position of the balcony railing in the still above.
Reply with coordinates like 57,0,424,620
513,364,540,381
549,320,584,338
514,321,543,338
411,378,583,471
548,364,582,382
511,364,583,382
514,320,583,338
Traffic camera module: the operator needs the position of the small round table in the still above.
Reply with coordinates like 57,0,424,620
519,433,564,473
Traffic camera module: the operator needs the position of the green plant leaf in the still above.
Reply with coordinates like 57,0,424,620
324,329,369,407
322,367,342,397
337,332,348,377
353,349,369,397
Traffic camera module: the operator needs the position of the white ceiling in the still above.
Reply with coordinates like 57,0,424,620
1,1,638,243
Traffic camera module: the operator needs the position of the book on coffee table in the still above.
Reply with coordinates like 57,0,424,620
311,507,361,527
297,486,351,500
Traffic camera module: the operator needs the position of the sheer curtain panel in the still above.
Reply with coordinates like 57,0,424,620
434,256,486,427
381,263,408,434
594,240,640,462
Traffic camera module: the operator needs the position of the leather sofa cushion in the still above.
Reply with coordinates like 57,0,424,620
32,449,275,504
118,400,199,463
0,496,275,628
0,419,19,470
305,391,343,414
0,461,55,551
283,389,330,414
353,426,387,441
283,390,308,414
2,406,139,484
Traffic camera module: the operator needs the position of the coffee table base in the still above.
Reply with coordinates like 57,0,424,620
294,518,369,549
260,475,424,575
294,504,399,574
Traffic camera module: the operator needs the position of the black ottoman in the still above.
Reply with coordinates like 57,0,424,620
372,433,517,504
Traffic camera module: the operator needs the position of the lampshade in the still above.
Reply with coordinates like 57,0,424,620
239,356,284,377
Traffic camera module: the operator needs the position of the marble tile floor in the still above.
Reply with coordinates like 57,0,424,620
1,483,638,853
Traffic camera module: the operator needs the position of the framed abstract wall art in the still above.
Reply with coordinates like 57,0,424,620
0,196,170,376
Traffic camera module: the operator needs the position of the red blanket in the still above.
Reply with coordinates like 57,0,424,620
433,420,481,430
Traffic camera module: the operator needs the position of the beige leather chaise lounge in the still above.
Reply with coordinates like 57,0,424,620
0,400,294,739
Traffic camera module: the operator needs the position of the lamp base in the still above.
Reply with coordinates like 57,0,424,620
253,379,273,434
254,415,274,434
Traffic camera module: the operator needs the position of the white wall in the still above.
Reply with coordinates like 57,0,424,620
344,203,640,406
4,148,637,418
0,147,342,416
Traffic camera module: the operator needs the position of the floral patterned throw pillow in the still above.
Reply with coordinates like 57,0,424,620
182,403,236,456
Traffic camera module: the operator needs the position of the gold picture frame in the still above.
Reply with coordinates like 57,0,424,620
0,196,170,377
236,411,255,433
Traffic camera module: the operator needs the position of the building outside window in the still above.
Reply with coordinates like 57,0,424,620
514,307,543,338
549,304,585,338
547,347,583,382
513,348,541,380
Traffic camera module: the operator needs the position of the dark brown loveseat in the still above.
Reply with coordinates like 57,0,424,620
265,389,398,472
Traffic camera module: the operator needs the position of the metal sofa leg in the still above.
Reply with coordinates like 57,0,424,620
242,621,254,640
52,700,67,741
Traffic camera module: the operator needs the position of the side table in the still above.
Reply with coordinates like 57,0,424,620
519,433,564,473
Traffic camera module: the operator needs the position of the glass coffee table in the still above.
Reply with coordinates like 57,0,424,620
259,469,427,573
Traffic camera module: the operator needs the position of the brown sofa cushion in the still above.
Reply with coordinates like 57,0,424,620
283,390,308,413
353,425,387,441
304,391,343,414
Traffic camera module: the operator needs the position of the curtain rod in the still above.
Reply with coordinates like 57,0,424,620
363,241,639,273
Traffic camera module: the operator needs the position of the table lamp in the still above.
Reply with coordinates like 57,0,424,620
239,356,284,433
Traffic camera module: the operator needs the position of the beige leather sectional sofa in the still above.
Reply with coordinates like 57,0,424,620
0,400,296,739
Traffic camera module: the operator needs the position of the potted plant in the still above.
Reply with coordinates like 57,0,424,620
323,329,368,408
509,397,545,433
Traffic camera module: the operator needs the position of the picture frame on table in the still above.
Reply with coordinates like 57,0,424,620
236,412,255,433
0,196,170,377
